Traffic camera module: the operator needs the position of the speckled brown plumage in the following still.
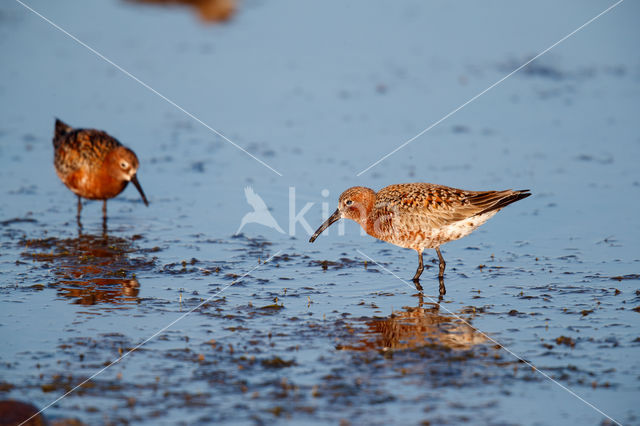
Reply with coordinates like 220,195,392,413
310,183,531,294
54,120,121,177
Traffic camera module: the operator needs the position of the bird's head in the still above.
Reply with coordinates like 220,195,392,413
309,186,375,242
110,146,149,206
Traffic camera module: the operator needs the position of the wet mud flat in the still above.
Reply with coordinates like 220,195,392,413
2,214,640,424
1,0,640,424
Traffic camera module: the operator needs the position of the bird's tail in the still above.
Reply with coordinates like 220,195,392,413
53,118,73,148
469,189,531,216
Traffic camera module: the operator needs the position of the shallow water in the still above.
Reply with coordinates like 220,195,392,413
1,0,640,424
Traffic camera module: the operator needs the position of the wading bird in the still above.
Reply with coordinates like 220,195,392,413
310,183,530,294
53,119,148,227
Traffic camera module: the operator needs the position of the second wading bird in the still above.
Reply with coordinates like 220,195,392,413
309,183,530,294
53,119,149,227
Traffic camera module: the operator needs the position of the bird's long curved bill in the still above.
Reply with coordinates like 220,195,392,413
131,174,149,206
309,209,341,243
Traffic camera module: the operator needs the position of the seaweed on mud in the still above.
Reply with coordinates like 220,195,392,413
611,274,640,281
309,257,365,270
261,356,295,369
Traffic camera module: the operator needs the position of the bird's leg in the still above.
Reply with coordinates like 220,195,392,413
436,246,446,296
102,200,108,236
435,247,446,279
412,250,424,291
76,196,83,233
77,196,82,220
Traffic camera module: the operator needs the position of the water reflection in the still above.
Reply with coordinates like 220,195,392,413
21,233,153,305
126,0,236,23
342,298,486,352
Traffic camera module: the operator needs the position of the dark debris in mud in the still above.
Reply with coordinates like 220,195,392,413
0,217,37,227
611,274,640,281
555,335,576,348
309,257,366,271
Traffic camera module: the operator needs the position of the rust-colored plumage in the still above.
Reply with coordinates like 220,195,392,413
310,183,530,294
53,119,148,225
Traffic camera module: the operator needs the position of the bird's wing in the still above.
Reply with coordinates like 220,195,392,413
465,189,531,215
375,183,527,232
245,186,269,211
54,129,121,174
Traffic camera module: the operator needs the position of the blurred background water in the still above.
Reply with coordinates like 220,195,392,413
1,0,639,424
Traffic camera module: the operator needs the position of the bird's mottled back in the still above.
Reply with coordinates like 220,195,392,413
374,183,529,228
376,183,471,212
53,120,122,176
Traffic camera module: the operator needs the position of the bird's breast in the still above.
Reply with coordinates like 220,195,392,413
63,167,128,200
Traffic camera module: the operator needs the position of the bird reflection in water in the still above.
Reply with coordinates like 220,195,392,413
21,233,153,306
125,0,236,23
341,295,486,352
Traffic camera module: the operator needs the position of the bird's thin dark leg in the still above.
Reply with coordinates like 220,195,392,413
436,246,446,295
435,247,446,278
76,196,83,233
102,200,108,235
412,251,424,291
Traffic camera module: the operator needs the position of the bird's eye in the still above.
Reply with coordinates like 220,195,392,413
345,200,353,206
120,161,128,169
